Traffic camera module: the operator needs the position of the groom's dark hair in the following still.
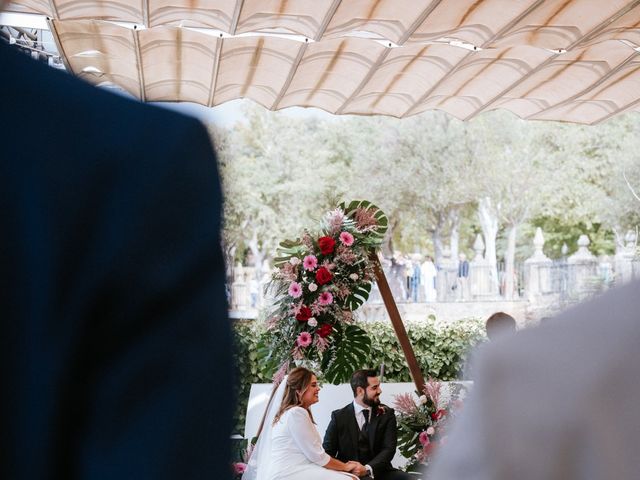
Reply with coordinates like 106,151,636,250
350,369,377,396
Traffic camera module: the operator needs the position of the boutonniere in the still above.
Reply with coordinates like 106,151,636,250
376,405,386,416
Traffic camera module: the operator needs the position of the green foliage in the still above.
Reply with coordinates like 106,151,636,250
232,321,270,434
232,317,486,432
214,106,639,271
344,281,372,311
321,324,372,384
365,318,486,382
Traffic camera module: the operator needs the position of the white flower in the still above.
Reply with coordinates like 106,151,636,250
349,273,359,281
426,426,435,436
308,317,318,327
308,283,318,292
289,257,301,266
419,395,428,405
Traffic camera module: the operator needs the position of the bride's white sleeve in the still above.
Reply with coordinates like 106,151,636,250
288,407,331,466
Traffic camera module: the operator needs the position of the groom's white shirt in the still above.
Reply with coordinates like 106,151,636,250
429,279,640,480
353,400,371,430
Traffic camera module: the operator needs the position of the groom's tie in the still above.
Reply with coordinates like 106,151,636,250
362,409,370,432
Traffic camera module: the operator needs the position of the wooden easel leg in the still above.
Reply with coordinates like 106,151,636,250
370,252,425,394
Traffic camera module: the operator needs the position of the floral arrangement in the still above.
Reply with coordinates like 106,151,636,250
393,379,467,473
258,200,388,384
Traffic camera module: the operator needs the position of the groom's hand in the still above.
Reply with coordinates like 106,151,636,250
347,461,368,477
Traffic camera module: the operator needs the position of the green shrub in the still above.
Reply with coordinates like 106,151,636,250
231,317,486,433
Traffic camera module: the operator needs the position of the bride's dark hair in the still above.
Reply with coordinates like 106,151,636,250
273,367,316,425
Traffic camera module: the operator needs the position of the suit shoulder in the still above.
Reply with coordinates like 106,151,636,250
333,403,353,416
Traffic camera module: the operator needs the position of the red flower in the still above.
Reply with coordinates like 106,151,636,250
424,441,438,456
431,409,448,421
316,267,333,285
316,323,333,338
296,306,312,322
376,406,386,416
317,236,336,255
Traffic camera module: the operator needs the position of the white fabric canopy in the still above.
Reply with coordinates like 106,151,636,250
6,0,640,123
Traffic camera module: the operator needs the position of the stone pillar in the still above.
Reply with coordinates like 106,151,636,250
614,230,637,285
524,228,553,301
231,262,249,310
469,234,493,299
437,248,457,302
568,235,598,298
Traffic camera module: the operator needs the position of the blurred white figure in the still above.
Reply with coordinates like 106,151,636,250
421,256,437,302
429,279,640,480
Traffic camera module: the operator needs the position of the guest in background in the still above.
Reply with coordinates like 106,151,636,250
410,258,422,303
421,256,437,302
456,253,470,300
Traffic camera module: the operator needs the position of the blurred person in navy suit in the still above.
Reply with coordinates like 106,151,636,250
1,22,233,480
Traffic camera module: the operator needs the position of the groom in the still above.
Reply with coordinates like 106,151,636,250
323,369,410,480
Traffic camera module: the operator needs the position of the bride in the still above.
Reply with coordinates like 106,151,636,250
243,367,360,480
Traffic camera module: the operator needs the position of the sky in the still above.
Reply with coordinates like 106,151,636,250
156,98,337,128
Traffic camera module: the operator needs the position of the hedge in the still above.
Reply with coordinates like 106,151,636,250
231,317,486,434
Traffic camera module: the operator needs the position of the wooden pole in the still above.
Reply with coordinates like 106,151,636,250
370,251,425,393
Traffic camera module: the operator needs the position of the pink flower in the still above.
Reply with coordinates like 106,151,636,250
426,426,435,435
272,361,290,387
314,334,331,353
419,431,430,446
339,231,354,246
288,282,302,298
296,331,313,347
318,291,333,305
393,393,418,416
303,255,318,271
233,462,247,475
354,207,378,232
325,208,346,234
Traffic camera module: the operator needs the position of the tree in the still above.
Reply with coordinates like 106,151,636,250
216,105,344,278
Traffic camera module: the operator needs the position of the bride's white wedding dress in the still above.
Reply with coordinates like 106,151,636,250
243,378,356,480
265,406,355,480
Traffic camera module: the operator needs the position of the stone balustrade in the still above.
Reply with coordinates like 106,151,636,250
228,229,639,320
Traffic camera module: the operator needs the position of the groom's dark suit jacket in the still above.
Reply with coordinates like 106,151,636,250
1,41,232,480
323,402,397,478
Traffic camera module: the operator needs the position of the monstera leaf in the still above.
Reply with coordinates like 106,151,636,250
343,281,372,311
396,424,420,458
273,239,306,267
322,324,372,384
339,199,389,245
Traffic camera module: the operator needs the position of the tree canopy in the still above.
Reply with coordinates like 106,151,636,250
213,103,640,269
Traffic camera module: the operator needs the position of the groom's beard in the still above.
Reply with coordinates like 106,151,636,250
362,391,380,408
